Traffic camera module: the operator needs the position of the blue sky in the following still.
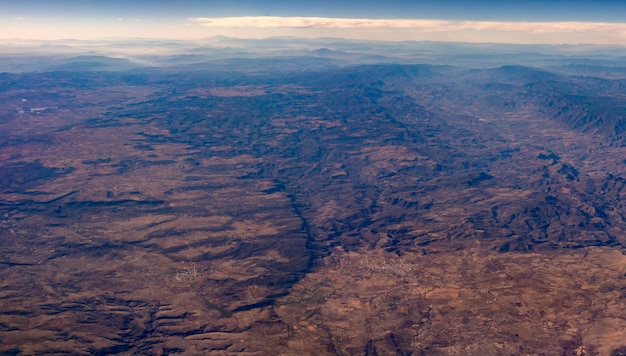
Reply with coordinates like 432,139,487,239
3,0,626,21
2,0,626,44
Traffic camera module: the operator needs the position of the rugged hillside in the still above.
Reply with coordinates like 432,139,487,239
1,63,626,355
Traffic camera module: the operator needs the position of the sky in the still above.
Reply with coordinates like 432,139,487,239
2,0,626,45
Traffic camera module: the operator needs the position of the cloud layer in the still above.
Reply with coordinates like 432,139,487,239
3,15,626,44
190,16,626,34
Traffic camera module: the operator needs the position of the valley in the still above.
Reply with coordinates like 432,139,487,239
1,47,626,354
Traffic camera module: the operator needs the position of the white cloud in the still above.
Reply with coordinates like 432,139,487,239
190,17,451,30
189,16,626,35
184,16,626,45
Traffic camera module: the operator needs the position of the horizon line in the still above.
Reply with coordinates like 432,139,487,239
1,35,626,49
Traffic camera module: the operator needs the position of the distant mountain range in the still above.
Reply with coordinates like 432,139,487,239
3,37,626,73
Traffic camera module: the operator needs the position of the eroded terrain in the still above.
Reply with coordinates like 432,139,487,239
1,64,626,355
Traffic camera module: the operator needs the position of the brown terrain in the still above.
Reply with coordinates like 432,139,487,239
1,64,626,355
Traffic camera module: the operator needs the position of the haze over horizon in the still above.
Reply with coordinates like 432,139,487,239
2,0,626,45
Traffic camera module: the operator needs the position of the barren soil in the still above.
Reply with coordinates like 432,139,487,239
1,67,626,355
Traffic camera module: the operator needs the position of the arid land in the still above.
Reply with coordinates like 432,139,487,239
1,63,626,355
